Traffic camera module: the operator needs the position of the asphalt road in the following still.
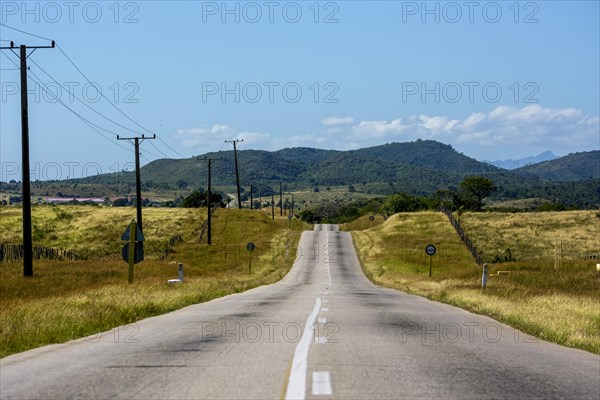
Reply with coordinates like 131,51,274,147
2,224,599,399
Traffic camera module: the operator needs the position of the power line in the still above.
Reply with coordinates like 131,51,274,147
1,24,184,160
156,135,186,158
2,50,134,154
3,49,162,160
28,57,147,136
148,139,171,158
56,44,185,159
0,23,53,42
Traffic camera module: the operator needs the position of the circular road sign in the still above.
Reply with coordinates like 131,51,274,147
425,244,436,256
246,242,256,252
369,215,375,221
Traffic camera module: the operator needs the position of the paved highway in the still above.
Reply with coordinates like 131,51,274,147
2,224,599,399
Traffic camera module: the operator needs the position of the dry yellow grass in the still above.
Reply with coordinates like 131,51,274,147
0,206,309,357
0,205,205,258
459,211,600,261
351,211,600,354
339,214,385,231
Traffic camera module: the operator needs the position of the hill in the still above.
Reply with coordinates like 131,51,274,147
515,150,600,181
4,140,598,208
75,140,503,192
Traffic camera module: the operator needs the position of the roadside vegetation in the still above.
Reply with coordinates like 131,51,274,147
0,206,308,357
351,211,600,354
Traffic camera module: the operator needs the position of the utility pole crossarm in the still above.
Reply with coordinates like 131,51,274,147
0,41,55,50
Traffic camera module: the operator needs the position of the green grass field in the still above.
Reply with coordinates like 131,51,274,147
351,211,600,354
0,205,309,357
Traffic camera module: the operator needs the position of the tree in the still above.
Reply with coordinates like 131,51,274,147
182,191,226,208
460,176,497,211
112,198,129,207
381,193,429,215
182,191,206,208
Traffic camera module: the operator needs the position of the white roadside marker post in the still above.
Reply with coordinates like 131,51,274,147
168,262,184,284
482,263,488,289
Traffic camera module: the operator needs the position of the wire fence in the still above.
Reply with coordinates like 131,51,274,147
439,208,484,266
0,244,79,263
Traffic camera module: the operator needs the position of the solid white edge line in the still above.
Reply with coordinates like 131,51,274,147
312,371,333,395
285,297,322,400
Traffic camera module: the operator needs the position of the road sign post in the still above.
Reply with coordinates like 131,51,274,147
425,244,436,277
127,220,135,284
121,220,145,284
247,242,256,274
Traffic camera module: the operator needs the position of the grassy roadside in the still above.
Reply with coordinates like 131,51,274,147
339,214,385,232
0,207,309,357
351,211,600,354
0,205,206,258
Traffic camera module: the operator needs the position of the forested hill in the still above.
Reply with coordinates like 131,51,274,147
515,150,599,181
53,140,598,207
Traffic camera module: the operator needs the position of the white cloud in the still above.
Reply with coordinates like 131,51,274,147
321,116,355,126
343,105,598,149
175,105,598,157
418,115,460,133
352,119,409,138
460,112,486,130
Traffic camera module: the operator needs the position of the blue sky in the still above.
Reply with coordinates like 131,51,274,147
1,0,599,180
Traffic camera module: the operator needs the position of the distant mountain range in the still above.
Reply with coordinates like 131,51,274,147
488,151,558,170
3,140,596,208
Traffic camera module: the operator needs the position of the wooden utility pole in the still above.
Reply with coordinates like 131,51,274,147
117,134,156,233
271,194,275,220
0,40,55,277
250,184,253,210
199,157,221,245
279,182,283,216
207,159,213,244
225,139,243,209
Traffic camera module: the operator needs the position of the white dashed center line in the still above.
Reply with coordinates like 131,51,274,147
312,371,333,395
